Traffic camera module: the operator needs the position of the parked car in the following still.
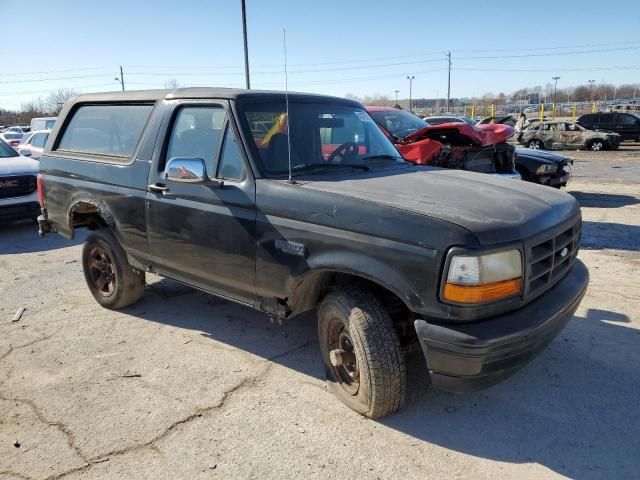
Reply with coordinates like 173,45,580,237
577,112,640,142
424,115,477,126
2,126,27,134
0,132,25,149
517,121,620,151
367,106,519,178
38,88,589,418
606,104,640,114
17,130,50,160
515,148,572,188
0,138,40,223
30,117,57,132
477,115,517,127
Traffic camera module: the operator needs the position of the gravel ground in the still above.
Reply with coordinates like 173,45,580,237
1,153,639,479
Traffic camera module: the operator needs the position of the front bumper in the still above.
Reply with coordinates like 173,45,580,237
415,259,589,392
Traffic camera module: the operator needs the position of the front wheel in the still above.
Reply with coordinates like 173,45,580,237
318,287,406,418
587,139,604,151
528,139,543,150
82,229,145,309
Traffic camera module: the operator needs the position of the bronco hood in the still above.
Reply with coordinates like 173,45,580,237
301,165,579,245
401,123,515,147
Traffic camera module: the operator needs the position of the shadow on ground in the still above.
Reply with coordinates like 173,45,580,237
570,191,639,208
0,221,85,254
126,280,640,479
581,221,640,252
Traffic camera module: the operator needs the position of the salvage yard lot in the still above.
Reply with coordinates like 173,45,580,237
1,150,639,479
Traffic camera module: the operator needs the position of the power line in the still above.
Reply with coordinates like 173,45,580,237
0,74,117,85
0,66,114,77
455,45,640,60
456,65,640,73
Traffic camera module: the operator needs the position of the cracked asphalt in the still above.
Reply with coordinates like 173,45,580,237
1,154,639,479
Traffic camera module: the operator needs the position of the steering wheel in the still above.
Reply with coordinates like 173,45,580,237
327,142,359,163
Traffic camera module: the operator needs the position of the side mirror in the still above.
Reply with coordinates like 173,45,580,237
19,149,31,157
165,157,206,183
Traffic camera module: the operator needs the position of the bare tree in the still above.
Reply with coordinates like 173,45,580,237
44,88,80,114
164,78,182,89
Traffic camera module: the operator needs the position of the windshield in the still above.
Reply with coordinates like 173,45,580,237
241,102,403,177
368,109,430,138
0,140,18,158
2,133,23,140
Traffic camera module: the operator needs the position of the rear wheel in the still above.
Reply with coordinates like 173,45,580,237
318,287,406,418
82,229,145,309
528,139,543,150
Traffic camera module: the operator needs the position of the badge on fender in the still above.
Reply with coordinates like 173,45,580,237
275,239,306,257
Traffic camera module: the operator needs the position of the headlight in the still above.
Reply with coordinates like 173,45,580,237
443,249,522,304
536,164,558,175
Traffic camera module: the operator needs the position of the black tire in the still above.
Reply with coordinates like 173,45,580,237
528,139,544,150
587,139,605,151
82,229,145,309
318,287,406,418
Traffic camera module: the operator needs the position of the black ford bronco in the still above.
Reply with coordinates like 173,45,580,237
38,88,589,418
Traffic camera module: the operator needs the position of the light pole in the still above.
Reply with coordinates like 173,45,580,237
407,76,415,113
552,76,560,107
394,90,399,106
114,66,125,91
241,0,250,89
588,79,596,101
446,51,451,112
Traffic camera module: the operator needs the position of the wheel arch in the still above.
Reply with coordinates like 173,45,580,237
287,252,422,319
66,198,115,238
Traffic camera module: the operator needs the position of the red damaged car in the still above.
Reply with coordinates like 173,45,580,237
366,106,520,178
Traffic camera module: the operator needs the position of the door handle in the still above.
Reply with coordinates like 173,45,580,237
148,183,169,193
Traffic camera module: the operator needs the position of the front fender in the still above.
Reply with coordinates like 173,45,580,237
287,246,433,317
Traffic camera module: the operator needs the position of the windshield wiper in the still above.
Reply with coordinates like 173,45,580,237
361,154,404,162
292,163,370,174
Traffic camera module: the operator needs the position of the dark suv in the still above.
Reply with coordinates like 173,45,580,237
577,112,640,142
37,88,589,418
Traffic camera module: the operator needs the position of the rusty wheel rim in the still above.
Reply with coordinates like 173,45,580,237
327,318,360,395
87,246,116,296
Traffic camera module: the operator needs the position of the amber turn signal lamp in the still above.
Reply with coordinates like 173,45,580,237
443,278,522,304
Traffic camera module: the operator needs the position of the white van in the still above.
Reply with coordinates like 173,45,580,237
30,117,57,132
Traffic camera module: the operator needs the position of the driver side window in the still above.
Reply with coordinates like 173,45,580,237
166,106,227,173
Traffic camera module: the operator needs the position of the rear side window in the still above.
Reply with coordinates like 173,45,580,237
618,114,638,125
57,104,153,158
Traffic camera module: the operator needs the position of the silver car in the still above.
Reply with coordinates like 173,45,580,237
517,121,620,151
17,130,50,160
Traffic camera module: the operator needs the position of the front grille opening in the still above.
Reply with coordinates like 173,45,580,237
525,220,581,298
0,175,37,199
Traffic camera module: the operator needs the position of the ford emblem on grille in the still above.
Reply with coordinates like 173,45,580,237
560,247,569,258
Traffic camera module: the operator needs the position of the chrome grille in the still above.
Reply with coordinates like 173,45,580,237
525,219,581,298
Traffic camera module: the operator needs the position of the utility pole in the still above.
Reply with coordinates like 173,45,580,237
406,76,415,113
114,66,125,91
241,0,250,89
446,51,451,112
552,76,560,107
394,90,399,106
588,79,596,101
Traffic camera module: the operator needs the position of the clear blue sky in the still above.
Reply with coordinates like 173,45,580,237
1,0,639,109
